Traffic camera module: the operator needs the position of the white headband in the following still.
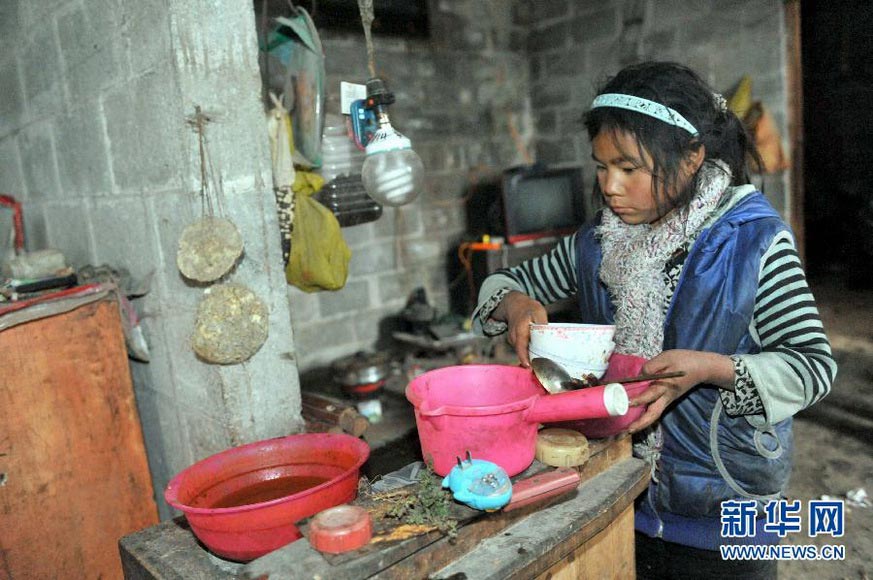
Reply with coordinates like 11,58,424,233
591,93,699,136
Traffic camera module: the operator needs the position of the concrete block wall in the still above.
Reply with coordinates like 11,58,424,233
0,0,301,519
284,0,533,371
523,0,791,218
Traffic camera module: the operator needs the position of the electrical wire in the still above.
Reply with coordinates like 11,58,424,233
0,194,25,254
356,0,378,78
456,240,503,313
458,242,476,309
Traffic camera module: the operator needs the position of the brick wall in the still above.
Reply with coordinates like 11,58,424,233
525,0,791,218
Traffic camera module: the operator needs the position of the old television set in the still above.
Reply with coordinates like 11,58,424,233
500,164,586,244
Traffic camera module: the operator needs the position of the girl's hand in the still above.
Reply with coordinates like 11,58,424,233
624,349,734,433
494,291,548,367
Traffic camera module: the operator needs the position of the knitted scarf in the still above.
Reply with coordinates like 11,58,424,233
597,161,731,358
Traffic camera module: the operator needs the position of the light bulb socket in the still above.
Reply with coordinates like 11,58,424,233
365,77,395,108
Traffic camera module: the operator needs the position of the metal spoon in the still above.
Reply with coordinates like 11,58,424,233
530,358,595,394
530,357,686,394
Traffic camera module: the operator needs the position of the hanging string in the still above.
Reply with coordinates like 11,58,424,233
186,105,225,218
356,0,378,78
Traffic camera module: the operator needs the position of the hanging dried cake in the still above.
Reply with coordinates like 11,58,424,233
177,216,243,282
176,106,244,283
191,283,269,364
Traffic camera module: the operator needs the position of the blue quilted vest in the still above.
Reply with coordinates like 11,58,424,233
575,191,794,550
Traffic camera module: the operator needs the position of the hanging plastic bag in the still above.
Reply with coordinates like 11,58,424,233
286,171,351,292
262,8,325,167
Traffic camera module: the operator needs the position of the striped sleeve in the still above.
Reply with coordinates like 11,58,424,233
471,235,578,336
727,230,837,423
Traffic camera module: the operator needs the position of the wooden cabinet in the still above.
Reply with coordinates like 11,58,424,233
0,297,158,579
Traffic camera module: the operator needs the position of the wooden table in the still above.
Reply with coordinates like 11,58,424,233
120,435,647,579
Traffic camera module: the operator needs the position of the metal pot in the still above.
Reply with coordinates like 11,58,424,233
332,351,390,397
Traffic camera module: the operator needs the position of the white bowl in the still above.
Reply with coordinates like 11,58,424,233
529,323,616,366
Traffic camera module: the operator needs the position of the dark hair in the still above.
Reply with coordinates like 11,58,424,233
583,61,762,216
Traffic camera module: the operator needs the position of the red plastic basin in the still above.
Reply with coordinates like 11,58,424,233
164,433,370,562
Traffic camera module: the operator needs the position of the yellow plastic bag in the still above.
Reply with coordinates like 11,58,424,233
286,171,351,292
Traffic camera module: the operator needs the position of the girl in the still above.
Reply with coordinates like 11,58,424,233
474,62,836,579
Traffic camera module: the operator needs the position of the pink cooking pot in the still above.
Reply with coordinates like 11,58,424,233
406,364,628,477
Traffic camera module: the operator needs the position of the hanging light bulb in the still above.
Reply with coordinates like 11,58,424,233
351,0,424,208
350,78,424,207
361,111,425,206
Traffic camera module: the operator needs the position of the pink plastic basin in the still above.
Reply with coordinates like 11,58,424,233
164,433,370,562
406,364,627,477
556,353,652,438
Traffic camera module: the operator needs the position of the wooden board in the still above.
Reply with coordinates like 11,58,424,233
0,299,158,579
430,458,648,580
377,436,634,579
540,506,635,580
120,518,235,580
243,436,637,580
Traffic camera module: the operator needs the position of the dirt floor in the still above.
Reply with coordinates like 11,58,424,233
779,279,873,580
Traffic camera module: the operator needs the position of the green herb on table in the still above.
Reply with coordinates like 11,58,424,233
386,466,458,539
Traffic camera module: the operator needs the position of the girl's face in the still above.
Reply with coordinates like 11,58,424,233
592,129,660,225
